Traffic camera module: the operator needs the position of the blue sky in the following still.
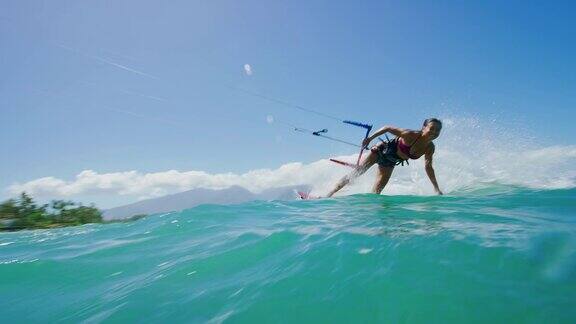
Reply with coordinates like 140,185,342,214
1,0,575,206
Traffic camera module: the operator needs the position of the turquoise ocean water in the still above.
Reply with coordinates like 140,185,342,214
1,186,575,323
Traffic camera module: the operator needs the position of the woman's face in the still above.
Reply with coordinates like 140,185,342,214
424,121,442,139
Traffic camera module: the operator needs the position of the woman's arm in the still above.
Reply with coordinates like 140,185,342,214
424,144,443,195
363,125,407,146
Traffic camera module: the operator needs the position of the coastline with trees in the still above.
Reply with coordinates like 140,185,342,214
0,192,104,231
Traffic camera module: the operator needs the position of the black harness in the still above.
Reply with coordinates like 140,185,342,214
374,135,409,167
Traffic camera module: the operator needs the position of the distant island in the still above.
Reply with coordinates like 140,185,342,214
0,192,105,231
103,185,310,220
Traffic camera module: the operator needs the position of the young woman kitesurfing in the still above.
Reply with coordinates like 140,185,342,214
230,84,443,199
325,118,443,197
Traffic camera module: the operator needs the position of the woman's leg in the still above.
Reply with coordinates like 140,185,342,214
326,149,379,197
372,165,394,194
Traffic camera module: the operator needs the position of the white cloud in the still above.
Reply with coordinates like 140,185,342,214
6,158,354,200
243,64,252,76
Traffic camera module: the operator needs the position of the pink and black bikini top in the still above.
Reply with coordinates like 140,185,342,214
397,134,422,160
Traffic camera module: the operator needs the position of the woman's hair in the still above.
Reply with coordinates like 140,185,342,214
423,118,442,129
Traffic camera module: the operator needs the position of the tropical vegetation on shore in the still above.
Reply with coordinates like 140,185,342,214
0,192,103,231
